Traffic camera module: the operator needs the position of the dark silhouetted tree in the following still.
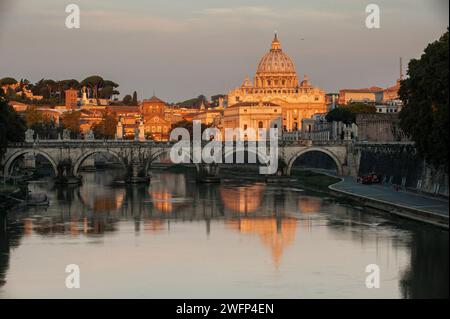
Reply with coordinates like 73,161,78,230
399,30,449,169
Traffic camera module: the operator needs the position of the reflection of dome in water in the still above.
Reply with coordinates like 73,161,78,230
298,197,322,214
149,173,189,213
150,191,174,213
220,184,265,214
79,188,125,213
227,217,297,268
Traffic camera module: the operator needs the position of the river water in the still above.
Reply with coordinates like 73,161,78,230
0,169,448,298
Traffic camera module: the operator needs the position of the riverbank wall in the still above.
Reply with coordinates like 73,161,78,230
357,143,448,198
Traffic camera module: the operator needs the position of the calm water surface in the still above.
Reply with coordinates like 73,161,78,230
0,169,448,298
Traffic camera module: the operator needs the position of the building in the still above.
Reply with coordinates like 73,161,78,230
375,99,403,114
193,108,222,126
356,113,407,142
65,89,78,110
325,93,339,110
283,113,358,142
226,34,327,133
107,105,140,139
338,87,384,105
221,101,282,140
339,59,403,106
141,96,171,141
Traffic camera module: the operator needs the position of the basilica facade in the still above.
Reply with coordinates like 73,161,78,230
225,34,327,133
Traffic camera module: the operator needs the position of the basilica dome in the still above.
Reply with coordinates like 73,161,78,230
253,34,299,89
256,34,296,74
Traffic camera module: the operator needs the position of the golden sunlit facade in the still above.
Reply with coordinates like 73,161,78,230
226,34,327,132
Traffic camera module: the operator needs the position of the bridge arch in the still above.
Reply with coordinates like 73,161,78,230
3,149,58,177
286,147,343,176
145,148,200,172
73,149,125,176
222,147,271,166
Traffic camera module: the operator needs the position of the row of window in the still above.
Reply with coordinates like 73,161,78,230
377,108,399,113
148,126,170,133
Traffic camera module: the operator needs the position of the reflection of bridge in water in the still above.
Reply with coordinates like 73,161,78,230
2,168,447,297
14,172,325,267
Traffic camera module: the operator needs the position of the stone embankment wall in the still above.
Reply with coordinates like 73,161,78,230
358,143,448,197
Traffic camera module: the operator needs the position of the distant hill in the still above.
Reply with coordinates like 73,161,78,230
177,95,209,109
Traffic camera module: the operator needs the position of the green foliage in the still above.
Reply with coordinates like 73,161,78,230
23,106,59,139
132,91,138,106
326,107,355,124
81,75,104,99
346,102,376,114
326,103,376,124
291,169,341,191
399,30,449,169
0,93,25,157
92,111,118,139
210,94,226,107
61,111,81,138
122,94,133,105
177,95,208,108
0,77,17,85
1,76,119,105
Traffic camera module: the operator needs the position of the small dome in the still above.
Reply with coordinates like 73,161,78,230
241,76,253,88
300,75,311,87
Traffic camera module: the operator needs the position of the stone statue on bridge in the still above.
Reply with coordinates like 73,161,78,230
85,129,95,141
25,129,34,142
62,129,71,140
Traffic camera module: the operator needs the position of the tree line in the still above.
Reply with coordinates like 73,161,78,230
0,75,138,106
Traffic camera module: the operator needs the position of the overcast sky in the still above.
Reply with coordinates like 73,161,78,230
0,0,448,102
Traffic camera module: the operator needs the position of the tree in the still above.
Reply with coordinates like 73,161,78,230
346,102,376,114
171,120,210,140
399,30,449,169
122,94,133,105
61,111,81,138
92,111,118,139
326,107,355,124
326,103,376,124
0,92,25,158
132,91,138,106
177,95,209,108
0,77,17,86
81,75,104,99
24,106,58,139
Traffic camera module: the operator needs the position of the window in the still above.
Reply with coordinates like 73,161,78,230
258,121,264,128
274,109,277,112
243,124,248,130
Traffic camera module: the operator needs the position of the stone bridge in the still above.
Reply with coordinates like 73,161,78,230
1,139,362,183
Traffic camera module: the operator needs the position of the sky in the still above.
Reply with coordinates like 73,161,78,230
0,0,448,102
